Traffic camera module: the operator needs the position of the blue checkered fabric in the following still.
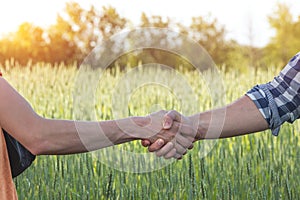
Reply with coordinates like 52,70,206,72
246,52,300,136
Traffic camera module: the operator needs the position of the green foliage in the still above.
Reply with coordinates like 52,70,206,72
0,2,299,70
0,23,50,65
0,2,127,65
188,16,229,65
1,62,299,199
264,3,300,65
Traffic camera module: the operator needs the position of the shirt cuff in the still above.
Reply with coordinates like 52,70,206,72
246,84,281,136
260,84,281,136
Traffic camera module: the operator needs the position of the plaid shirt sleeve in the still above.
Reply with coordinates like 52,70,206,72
246,52,300,136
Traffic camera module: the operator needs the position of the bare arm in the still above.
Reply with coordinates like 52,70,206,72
191,95,269,140
146,52,300,158
144,95,269,157
0,77,176,155
0,78,142,155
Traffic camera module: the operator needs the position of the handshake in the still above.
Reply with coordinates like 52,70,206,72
123,110,201,160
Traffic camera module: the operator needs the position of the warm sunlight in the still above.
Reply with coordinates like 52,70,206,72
0,1,63,35
1,1,300,199
0,0,299,46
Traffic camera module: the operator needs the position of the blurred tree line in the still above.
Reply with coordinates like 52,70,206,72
0,2,298,71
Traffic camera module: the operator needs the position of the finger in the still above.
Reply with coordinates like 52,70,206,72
175,133,193,148
163,110,182,128
164,148,177,159
141,139,151,147
174,153,183,160
188,143,194,150
162,114,173,129
148,139,165,152
174,142,187,155
155,142,174,157
178,123,197,138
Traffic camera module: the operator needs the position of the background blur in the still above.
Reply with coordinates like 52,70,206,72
3,1,300,199
0,1,299,71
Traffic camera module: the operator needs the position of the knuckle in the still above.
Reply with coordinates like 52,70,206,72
172,123,180,129
156,152,162,157
169,110,177,115
159,110,167,114
156,149,164,157
148,147,155,152
170,109,176,113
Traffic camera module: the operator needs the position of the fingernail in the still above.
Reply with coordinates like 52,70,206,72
158,139,164,146
163,121,169,128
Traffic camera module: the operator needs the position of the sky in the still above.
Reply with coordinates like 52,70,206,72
0,0,299,47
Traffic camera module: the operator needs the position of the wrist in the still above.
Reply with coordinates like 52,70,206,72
131,116,151,127
188,113,209,140
112,116,152,143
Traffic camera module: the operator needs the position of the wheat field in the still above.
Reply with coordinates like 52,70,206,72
2,62,300,199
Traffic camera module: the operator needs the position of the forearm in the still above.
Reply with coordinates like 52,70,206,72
34,117,145,155
189,95,269,140
146,52,300,157
192,52,300,140
0,77,149,155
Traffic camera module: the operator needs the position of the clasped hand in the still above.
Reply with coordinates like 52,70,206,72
141,110,197,159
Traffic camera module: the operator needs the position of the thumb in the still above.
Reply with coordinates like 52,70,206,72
163,114,173,129
141,139,151,147
163,110,182,129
